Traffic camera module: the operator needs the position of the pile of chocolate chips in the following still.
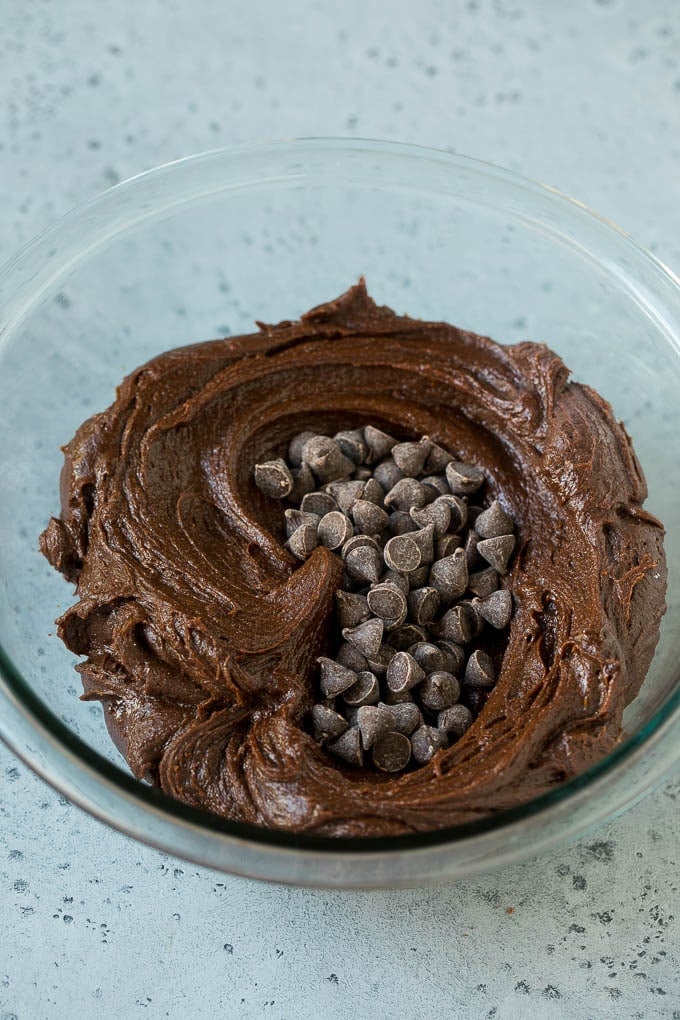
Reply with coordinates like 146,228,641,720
254,426,516,774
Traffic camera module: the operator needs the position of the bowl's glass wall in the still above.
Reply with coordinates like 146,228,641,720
0,142,679,883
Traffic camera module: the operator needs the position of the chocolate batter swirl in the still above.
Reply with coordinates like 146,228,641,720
40,281,667,836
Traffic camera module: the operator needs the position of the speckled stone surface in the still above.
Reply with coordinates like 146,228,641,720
1,2,680,1017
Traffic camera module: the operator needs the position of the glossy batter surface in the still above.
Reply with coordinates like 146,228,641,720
40,282,667,836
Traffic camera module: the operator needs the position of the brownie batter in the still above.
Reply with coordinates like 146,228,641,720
40,281,667,836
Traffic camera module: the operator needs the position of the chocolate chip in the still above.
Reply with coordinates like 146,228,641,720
445,460,485,495
437,703,474,738
391,437,431,477
344,545,383,585
384,477,428,511
467,567,500,598
477,535,516,574
429,548,468,601
341,534,380,558
289,462,315,502
464,530,482,568
363,426,397,464
312,704,349,742
284,508,320,538
383,534,421,573
381,569,410,595
317,657,357,697
302,435,355,483
367,583,408,622
409,641,447,673
407,564,431,589
317,511,354,550
285,522,319,560
475,499,514,539
436,640,465,675
421,473,450,496
464,649,497,688
301,491,337,516
352,499,389,534
435,494,467,532
365,643,396,677
361,477,386,506
387,701,422,736
335,590,371,629
408,524,435,565
343,670,380,707
324,479,366,514
356,703,394,749
419,671,461,711
288,431,316,467
424,443,454,473
328,725,363,765
407,587,441,626
372,731,412,772
410,500,450,536
438,603,477,644
336,642,369,673
373,457,404,491
474,589,512,629
411,724,448,764
334,429,367,465
437,534,463,559
387,623,428,649
254,458,294,499
389,510,419,535
342,618,384,659
386,650,425,692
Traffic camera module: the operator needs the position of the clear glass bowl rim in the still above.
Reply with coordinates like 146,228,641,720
1,136,679,886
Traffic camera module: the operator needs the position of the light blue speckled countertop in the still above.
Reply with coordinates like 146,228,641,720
1,2,679,1017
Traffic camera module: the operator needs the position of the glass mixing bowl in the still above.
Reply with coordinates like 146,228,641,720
1,139,679,888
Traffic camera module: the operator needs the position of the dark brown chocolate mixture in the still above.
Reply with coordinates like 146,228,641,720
40,281,667,836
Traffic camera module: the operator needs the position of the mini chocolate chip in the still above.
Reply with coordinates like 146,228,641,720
312,704,349,742
477,535,516,574
254,459,294,499
334,429,368,464
317,657,357,697
437,703,474,738
285,523,319,560
363,426,397,464
302,435,355,483
356,703,394,749
372,731,411,772
410,500,450,536
386,650,425,692
383,534,421,573
409,641,447,673
391,437,431,477
328,725,363,765
288,430,316,467
429,548,468,602
437,534,463,559
342,617,384,659
445,460,485,495
389,510,419,535
384,477,428,511
324,479,366,514
467,567,500,598
387,701,423,735
318,510,354,550
474,588,512,629
475,499,514,539
419,671,461,711
344,545,383,585
284,508,321,538
301,491,338,516
387,623,428,649
407,587,441,626
438,603,477,644
411,724,448,764
352,499,389,534
464,649,497,688
335,590,371,629
367,583,408,622
373,457,404,491
424,442,454,473
343,670,380,706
